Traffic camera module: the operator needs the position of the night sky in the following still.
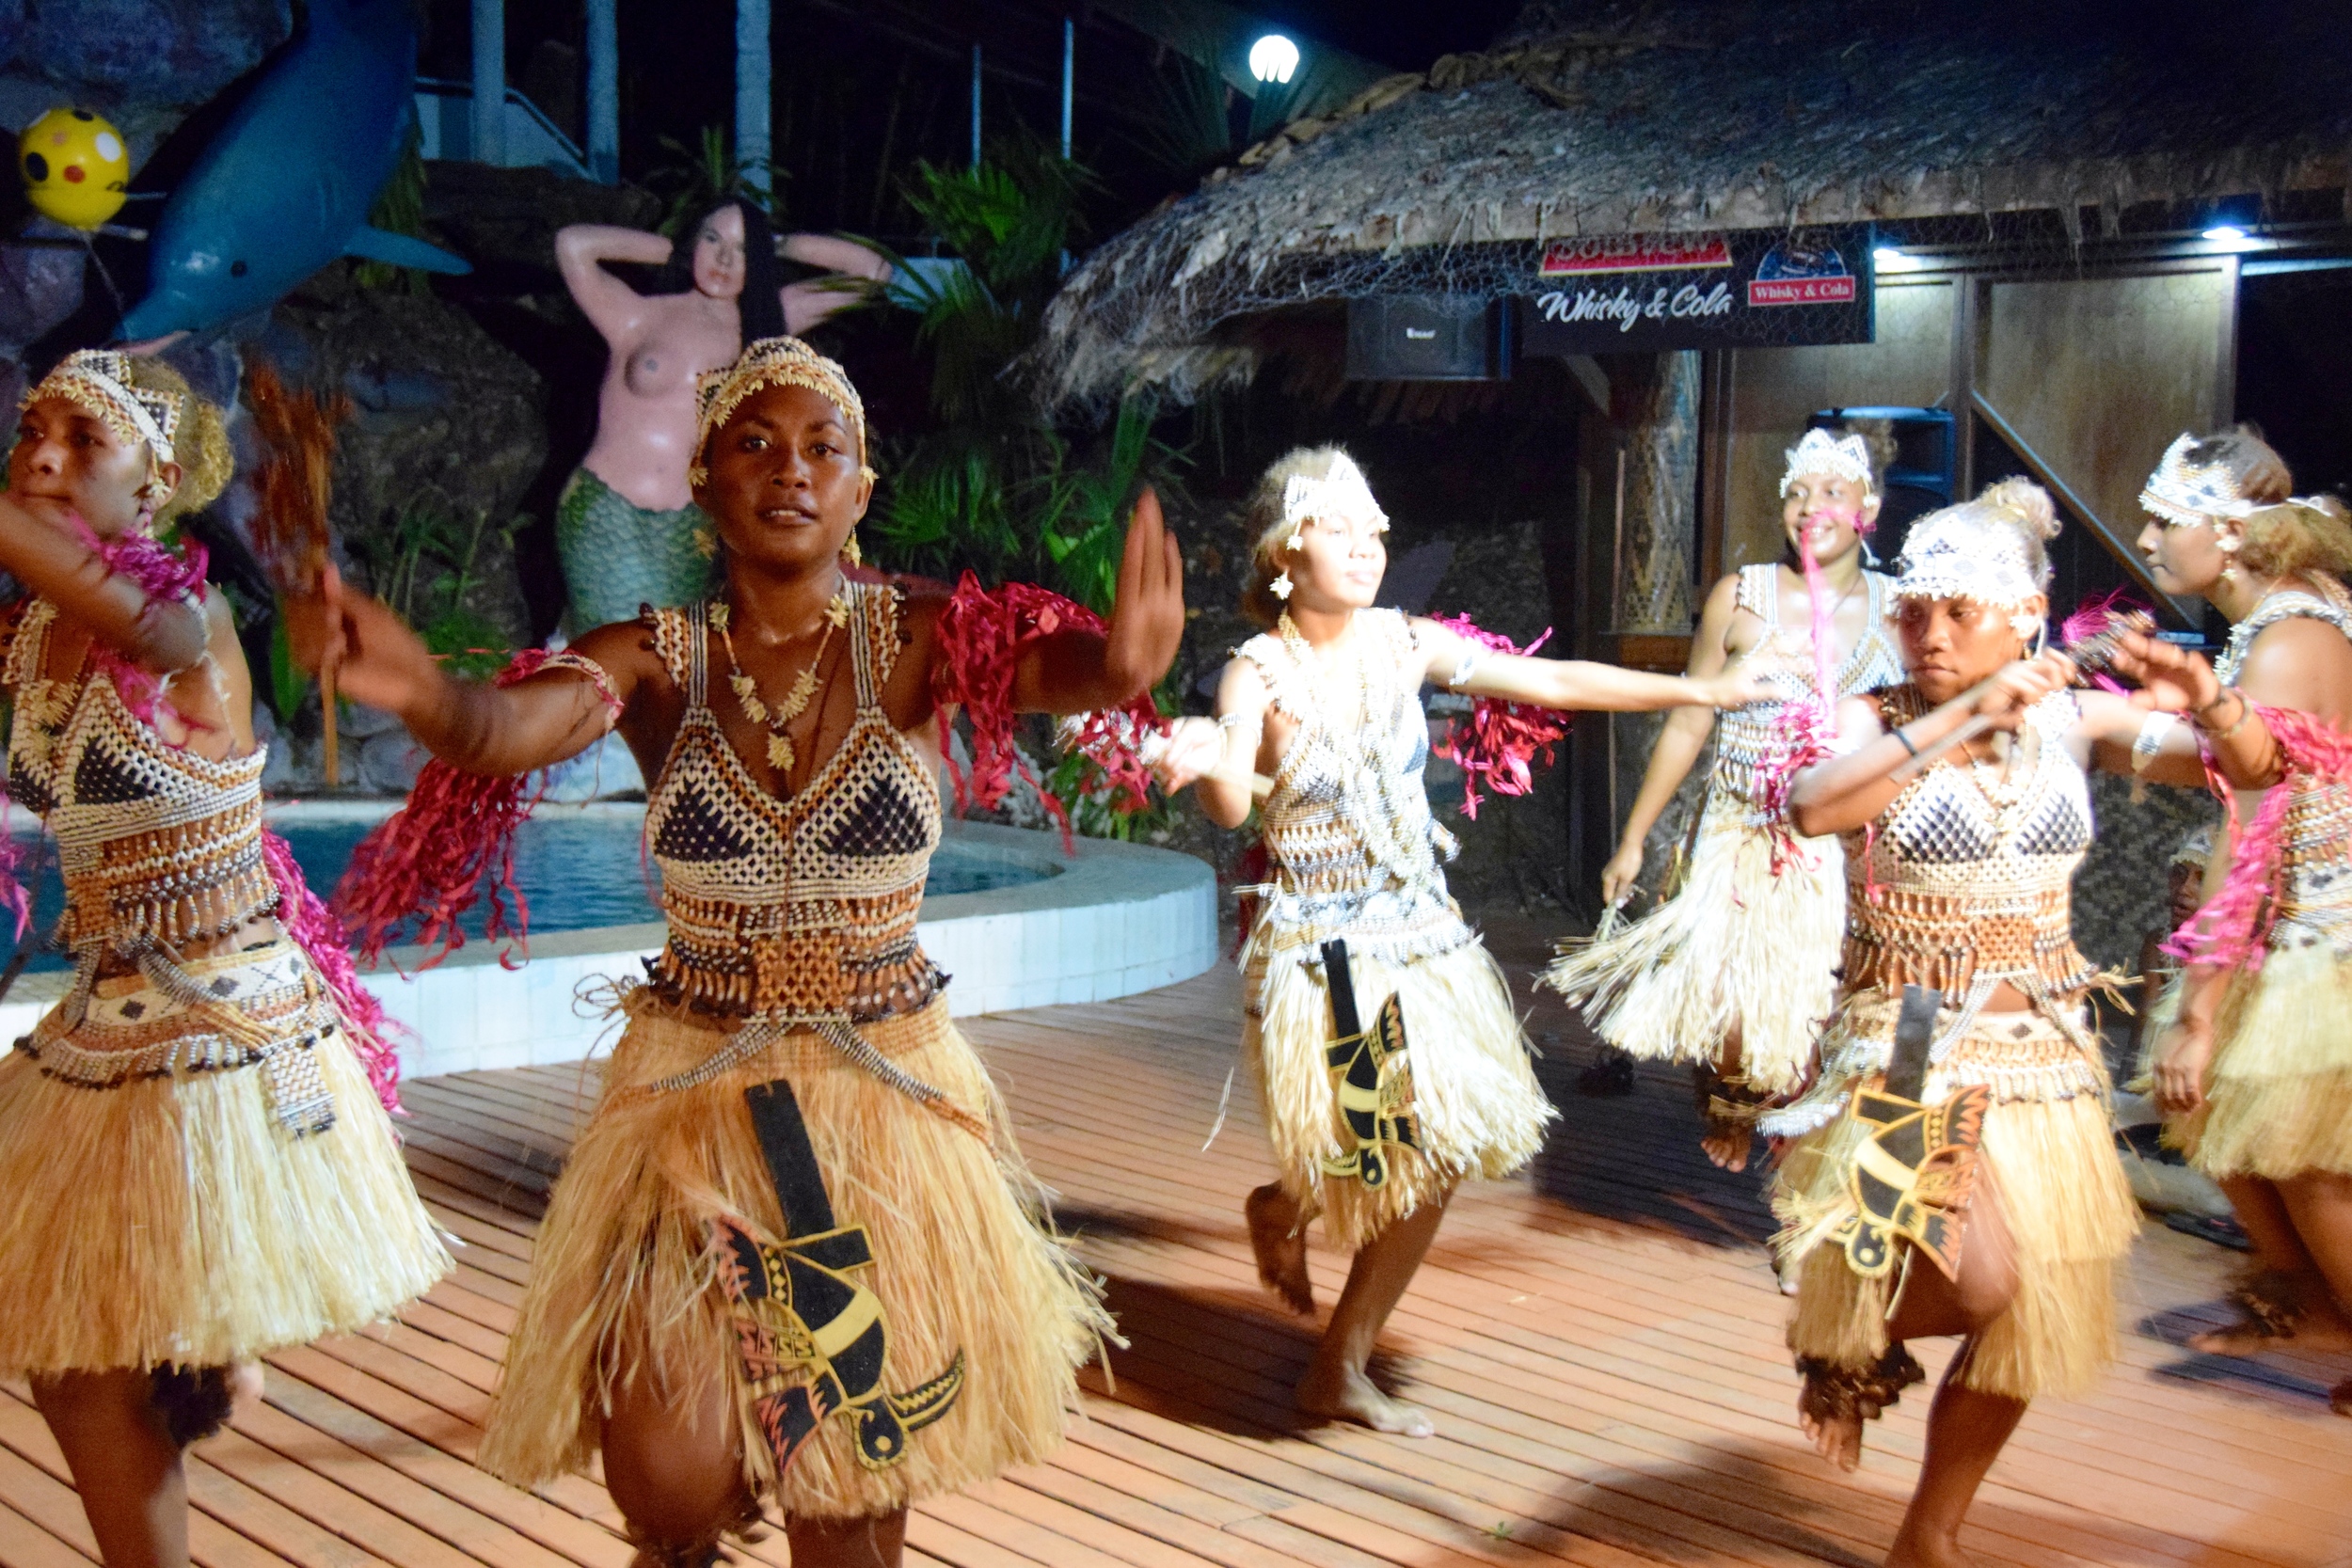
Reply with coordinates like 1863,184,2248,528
420,0,1527,235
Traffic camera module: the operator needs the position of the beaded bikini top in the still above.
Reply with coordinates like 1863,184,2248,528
3,598,273,963
2217,586,2352,945
1840,683,2098,1005
1243,611,1452,899
643,581,946,1024
1714,563,1905,816
1233,611,1472,981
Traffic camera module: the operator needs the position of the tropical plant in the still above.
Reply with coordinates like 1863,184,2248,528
351,503,520,679
645,124,788,234
354,124,430,294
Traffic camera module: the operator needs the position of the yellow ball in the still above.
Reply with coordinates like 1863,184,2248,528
20,107,131,230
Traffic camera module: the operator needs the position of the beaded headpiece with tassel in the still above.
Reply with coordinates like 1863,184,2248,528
23,349,182,468
2140,434,2262,527
689,335,877,488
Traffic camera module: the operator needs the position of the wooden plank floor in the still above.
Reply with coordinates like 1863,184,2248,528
7,932,2349,1567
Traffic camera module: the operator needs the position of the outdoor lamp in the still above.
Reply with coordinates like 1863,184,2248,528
1249,34,1300,85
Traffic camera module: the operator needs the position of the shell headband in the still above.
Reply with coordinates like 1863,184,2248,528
1893,504,2047,613
690,335,875,487
24,349,180,467
1780,428,1874,499
2140,434,2264,526
1279,453,1388,546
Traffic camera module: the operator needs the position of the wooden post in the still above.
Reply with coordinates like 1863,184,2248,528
586,0,619,183
1613,350,1700,635
322,670,341,788
737,0,771,200
470,0,505,165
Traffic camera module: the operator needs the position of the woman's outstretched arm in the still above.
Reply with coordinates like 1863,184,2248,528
1410,612,1764,715
1002,488,1187,717
0,498,207,673
283,567,637,776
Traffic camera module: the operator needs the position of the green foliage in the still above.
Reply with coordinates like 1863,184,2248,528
1126,55,1236,184
647,125,787,235
352,504,519,675
1034,395,1186,612
267,617,309,727
355,123,430,294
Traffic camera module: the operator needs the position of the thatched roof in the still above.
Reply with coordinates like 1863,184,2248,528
1033,0,2352,417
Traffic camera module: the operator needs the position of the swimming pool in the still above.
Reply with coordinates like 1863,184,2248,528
1,805,1054,972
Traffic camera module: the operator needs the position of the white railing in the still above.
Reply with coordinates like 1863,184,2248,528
412,78,590,179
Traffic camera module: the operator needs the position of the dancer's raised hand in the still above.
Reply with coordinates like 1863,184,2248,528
1100,486,1186,701
280,564,446,717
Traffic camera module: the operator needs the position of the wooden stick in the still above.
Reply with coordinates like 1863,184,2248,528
321,662,341,787
1888,712,1993,784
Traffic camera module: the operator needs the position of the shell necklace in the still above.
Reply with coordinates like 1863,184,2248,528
711,591,850,774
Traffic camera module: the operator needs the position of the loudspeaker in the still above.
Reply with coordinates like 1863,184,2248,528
1346,295,1509,381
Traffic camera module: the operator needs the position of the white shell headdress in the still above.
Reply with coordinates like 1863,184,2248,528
24,349,180,467
1893,499,2050,612
1780,427,1875,498
2140,434,2259,526
1279,453,1388,546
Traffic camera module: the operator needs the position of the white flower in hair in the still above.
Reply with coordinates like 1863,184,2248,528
1279,453,1389,547
1779,427,1874,498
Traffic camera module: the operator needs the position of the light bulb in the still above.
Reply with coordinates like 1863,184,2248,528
1248,34,1300,85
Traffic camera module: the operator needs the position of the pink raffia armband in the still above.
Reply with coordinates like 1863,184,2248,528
333,649,622,969
2166,703,2352,973
1427,615,1567,820
931,573,1163,848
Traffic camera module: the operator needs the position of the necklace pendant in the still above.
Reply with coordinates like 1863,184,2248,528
768,732,795,771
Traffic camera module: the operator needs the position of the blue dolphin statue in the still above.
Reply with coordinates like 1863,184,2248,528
116,0,469,341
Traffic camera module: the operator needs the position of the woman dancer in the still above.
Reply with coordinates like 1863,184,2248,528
0,351,450,1568
1546,428,1903,1170
556,201,891,627
296,337,1178,1566
1152,446,1761,1437
2128,428,2352,1404
1766,480,2157,1567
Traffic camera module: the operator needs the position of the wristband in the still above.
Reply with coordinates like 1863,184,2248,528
2131,711,2178,773
1892,726,1919,758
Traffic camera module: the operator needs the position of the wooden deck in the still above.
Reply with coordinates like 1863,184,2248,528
6,932,2350,1567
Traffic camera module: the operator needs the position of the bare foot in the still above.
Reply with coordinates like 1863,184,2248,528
226,1360,266,1416
1296,1362,1435,1437
1246,1184,1313,1315
1798,1404,1863,1472
1700,1125,1752,1172
1884,1524,1974,1568
2190,1300,2352,1356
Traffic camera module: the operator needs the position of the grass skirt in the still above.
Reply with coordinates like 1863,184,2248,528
2170,942,2352,1180
478,991,1109,1520
1543,799,1843,1095
0,942,451,1374
1245,932,1554,1249
1772,996,2138,1402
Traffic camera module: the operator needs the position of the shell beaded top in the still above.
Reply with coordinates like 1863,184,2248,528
4,599,273,957
1839,684,2097,1001
1711,563,1905,821
642,582,946,1023
2217,588,2352,953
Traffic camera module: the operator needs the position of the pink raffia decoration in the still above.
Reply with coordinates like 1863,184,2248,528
333,649,567,970
72,514,211,730
2058,589,2145,693
1427,614,1567,820
262,828,405,1114
2166,704,2352,973
932,573,1163,851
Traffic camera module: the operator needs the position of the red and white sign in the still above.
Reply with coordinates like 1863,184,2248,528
1539,234,1733,277
1748,275,1859,307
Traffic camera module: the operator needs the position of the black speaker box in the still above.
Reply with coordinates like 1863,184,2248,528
1345,295,1510,381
